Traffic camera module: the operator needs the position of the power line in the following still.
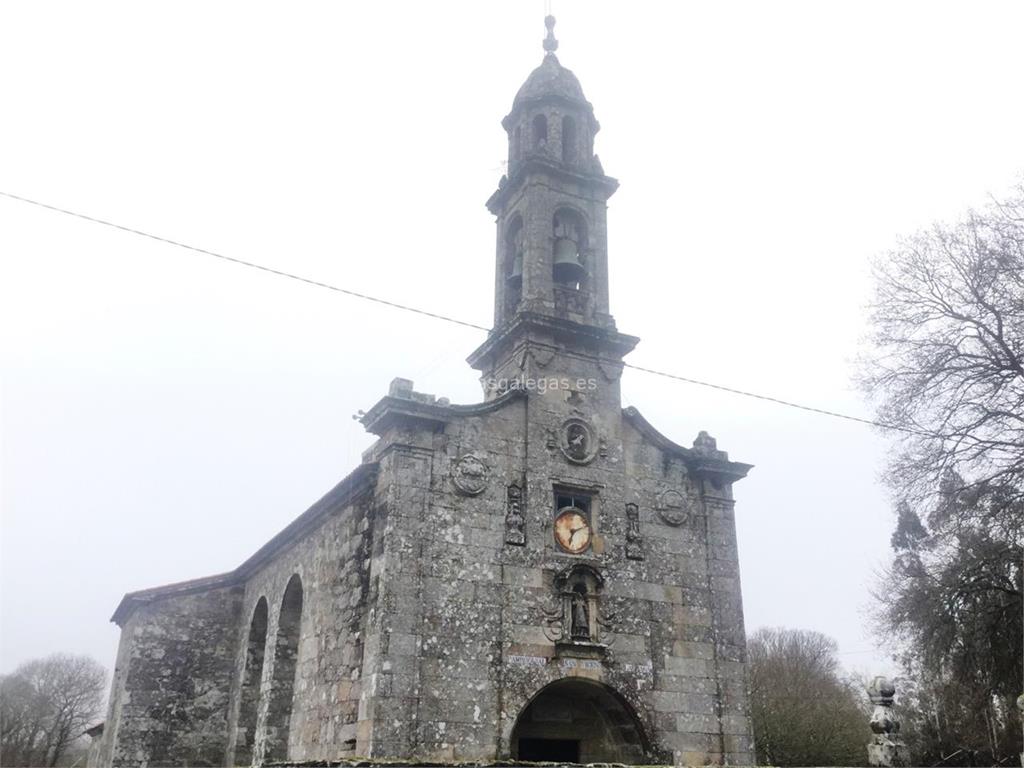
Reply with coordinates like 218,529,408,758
622,363,925,435
1,190,927,437
0,191,489,333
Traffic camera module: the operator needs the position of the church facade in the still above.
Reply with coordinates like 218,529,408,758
96,18,755,767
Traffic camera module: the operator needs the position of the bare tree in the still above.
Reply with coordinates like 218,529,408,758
860,183,1024,504
861,182,1024,765
748,627,868,766
0,654,107,767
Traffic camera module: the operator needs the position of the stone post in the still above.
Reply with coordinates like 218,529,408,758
867,676,909,767
1016,692,1023,768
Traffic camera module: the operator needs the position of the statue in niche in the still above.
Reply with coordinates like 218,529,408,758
570,586,590,639
505,484,525,546
542,563,608,654
625,502,644,560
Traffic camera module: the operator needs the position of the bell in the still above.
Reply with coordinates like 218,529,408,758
552,238,586,284
507,251,523,281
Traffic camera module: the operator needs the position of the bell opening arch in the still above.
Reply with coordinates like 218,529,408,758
509,678,650,764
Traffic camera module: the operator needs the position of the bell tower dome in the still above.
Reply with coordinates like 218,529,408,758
470,16,638,397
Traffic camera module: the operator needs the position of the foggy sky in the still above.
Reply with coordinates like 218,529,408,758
3,1,1024,683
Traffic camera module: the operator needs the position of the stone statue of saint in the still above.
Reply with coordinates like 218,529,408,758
571,590,590,639
505,485,525,546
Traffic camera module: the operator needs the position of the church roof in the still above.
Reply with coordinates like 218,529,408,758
508,15,594,118
109,461,379,625
512,53,589,110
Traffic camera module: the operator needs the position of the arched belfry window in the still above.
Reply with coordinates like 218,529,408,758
552,208,587,289
504,217,524,315
561,115,577,164
506,217,524,282
532,114,548,150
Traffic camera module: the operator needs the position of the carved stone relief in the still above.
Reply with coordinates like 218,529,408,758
655,487,691,526
450,452,489,496
559,418,598,465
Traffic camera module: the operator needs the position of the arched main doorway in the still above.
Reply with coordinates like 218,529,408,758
510,679,648,764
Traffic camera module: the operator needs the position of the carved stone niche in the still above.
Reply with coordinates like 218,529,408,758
543,563,609,659
559,418,598,465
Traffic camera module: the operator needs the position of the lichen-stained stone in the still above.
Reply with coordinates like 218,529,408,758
97,17,756,768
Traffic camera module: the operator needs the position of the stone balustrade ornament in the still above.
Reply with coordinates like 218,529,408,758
1017,692,1024,768
867,676,909,767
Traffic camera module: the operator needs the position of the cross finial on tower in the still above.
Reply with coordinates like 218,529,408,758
543,15,559,55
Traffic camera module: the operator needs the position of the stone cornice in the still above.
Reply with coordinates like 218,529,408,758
359,388,526,437
486,156,618,214
467,312,639,372
110,462,379,626
622,406,753,484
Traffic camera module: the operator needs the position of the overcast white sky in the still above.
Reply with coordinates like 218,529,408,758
2,1,1023,682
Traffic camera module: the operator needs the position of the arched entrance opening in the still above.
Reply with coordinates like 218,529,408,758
510,679,648,764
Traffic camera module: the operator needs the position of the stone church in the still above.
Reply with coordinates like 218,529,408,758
96,18,755,768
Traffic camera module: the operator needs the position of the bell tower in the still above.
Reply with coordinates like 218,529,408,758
469,16,639,396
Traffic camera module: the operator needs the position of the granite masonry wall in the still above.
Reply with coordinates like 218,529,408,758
352,366,754,765
100,586,242,766
225,492,376,765
98,376,753,767
99,469,379,768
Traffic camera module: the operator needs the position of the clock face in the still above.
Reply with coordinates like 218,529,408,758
554,508,592,554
